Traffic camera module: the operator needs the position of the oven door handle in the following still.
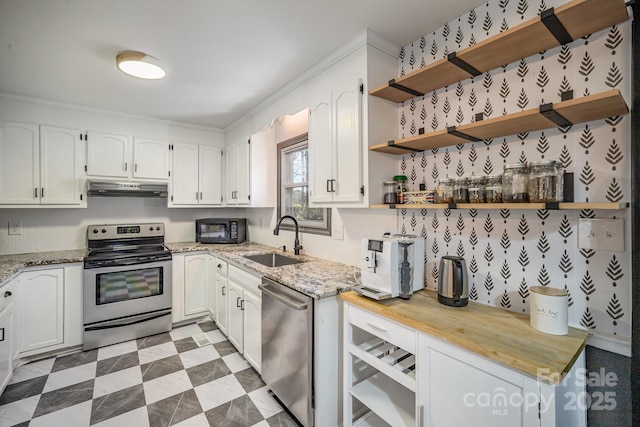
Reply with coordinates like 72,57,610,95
84,311,170,331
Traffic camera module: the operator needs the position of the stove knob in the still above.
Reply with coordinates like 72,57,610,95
92,229,99,234
149,226,154,231
156,226,161,231
101,229,106,233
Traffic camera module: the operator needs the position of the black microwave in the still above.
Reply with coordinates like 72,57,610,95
196,218,246,244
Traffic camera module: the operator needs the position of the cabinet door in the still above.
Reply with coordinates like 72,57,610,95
227,280,243,352
225,143,238,204
0,302,14,393
215,278,228,335
20,269,64,353
40,126,85,205
332,83,362,202
235,140,251,205
184,254,209,317
308,99,333,203
199,146,223,205
171,143,199,205
133,137,169,180
243,290,261,373
0,122,40,204
86,131,129,177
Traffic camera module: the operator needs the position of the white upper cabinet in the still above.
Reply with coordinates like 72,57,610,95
308,42,399,207
86,131,129,178
0,122,85,207
133,137,169,180
225,139,250,205
170,142,222,207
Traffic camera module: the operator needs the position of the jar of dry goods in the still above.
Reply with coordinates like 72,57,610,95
554,162,565,202
485,174,503,203
528,160,561,202
452,177,470,203
436,178,453,203
383,181,396,204
468,176,486,203
503,163,529,202
394,175,407,204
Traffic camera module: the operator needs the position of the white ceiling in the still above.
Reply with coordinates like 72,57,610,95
0,0,486,130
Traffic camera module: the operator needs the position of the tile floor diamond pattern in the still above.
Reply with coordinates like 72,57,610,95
0,320,298,426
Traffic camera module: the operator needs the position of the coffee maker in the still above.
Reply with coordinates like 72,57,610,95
355,234,426,300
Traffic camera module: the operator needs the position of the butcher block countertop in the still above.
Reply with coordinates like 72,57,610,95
341,289,588,385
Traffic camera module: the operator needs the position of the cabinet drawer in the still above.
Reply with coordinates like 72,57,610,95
348,304,416,353
228,265,260,295
214,259,228,277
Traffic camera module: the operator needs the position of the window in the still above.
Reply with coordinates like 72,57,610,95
278,134,331,235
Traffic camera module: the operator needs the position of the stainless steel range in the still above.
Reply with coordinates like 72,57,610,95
83,223,172,350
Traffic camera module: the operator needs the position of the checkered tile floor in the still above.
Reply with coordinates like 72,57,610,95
0,320,299,426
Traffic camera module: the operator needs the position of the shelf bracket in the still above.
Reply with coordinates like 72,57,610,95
388,79,424,98
387,140,423,152
539,103,572,127
447,52,482,77
541,8,574,45
544,202,560,210
447,126,482,142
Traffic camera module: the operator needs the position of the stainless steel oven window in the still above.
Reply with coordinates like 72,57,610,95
95,267,164,305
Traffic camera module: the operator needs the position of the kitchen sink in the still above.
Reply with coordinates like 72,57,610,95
243,252,305,267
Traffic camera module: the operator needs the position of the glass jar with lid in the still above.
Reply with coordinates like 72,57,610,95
554,162,565,202
528,160,561,202
383,181,396,204
503,163,529,202
485,174,503,203
452,177,470,203
468,176,486,203
394,175,407,204
436,178,453,203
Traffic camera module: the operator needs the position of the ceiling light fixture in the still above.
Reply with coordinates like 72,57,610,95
116,51,166,80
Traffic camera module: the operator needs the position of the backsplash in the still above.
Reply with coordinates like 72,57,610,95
394,0,632,345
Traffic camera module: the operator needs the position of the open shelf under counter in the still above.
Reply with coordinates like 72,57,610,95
349,372,415,427
369,89,629,155
369,0,629,103
370,202,629,210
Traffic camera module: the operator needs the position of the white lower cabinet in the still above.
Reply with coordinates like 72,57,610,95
226,265,261,373
214,260,229,334
172,253,212,323
343,302,585,427
0,278,17,394
19,265,82,358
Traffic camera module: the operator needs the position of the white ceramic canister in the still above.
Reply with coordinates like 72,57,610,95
529,286,568,335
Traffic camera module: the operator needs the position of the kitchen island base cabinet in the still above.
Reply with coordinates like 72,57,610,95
343,301,586,427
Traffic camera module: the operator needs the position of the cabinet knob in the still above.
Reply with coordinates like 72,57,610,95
217,264,222,268
4,291,12,297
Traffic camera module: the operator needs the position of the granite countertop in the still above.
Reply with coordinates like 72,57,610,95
0,249,88,284
0,243,359,299
166,241,359,299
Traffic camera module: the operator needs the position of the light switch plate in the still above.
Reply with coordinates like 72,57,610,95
578,218,624,252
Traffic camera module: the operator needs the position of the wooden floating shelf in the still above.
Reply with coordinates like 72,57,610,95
369,0,629,103
369,89,629,155
370,202,629,210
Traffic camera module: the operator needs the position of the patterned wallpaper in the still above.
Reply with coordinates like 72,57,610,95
393,0,632,344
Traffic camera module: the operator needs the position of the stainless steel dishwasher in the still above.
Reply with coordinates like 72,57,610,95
259,277,314,426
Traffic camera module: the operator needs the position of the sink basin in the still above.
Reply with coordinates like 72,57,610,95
243,252,305,268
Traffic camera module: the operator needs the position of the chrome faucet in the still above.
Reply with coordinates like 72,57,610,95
274,215,303,255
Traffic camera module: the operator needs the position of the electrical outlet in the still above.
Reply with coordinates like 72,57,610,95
332,223,344,240
8,221,22,235
578,219,624,252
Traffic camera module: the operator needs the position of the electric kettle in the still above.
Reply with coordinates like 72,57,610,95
437,255,469,307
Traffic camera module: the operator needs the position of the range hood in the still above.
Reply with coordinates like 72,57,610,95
87,180,168,198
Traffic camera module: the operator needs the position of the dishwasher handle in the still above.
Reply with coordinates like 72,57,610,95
259,283,308,310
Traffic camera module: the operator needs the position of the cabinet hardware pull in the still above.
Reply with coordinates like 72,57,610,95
4,291,11,297
134,163,137,172
236,296,241,307
200,192,203,199
124,162,128,172
240,300,245,311
0,327,4,342
41,188,45,198
366,322,388,332
331,179,336,192
34,188,38,198
196,192,199,200
222,286,226,296
326,180,331,193
218,264,222,268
